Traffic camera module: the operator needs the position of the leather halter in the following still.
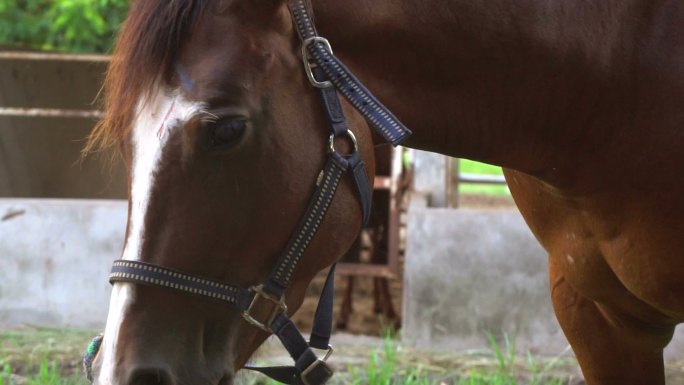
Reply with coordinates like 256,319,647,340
87,2,411,385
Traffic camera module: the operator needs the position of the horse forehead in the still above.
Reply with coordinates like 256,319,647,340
177,61,255,102
179,16,288,92
133,90,203,139
121,89,204,260
128,89,205,166
180,39,277,87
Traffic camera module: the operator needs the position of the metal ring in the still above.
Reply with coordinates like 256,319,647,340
328,130,358,154
302,36,334,89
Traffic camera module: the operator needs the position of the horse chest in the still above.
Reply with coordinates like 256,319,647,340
549,213,684,322
509,172,684,321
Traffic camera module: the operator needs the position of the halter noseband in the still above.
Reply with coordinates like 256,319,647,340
85,2,411,384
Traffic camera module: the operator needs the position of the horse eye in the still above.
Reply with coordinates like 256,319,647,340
209,118,247,149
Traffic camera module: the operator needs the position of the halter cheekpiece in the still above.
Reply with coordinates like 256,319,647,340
85,1,411,384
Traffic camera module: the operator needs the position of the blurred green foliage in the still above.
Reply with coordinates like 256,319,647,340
0,0,129,53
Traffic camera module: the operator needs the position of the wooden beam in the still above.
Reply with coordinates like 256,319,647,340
335,263,397,279
0,51,109,62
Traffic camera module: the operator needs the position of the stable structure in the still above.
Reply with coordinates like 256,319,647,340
0,51,125,199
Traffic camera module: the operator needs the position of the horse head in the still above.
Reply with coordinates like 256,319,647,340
88,1,377,384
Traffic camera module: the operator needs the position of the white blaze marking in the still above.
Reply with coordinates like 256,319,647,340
97,88,204,384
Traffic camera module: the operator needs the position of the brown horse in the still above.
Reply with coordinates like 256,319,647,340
88,1,684,384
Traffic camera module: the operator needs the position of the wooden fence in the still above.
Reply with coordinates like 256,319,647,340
0,50,124,199
446,158,508,208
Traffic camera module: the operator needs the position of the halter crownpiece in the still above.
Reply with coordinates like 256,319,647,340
85,1,411,384
290,0,413,146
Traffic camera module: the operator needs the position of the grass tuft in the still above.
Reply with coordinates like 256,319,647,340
347,330,572,385
2,328,577,385
0,360,85,385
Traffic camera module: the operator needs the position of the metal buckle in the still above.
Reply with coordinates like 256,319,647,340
310,344,334,361
300,357,334,385
328,130,358,154
241,285,288,332
302,36,334,88
300,344,334,385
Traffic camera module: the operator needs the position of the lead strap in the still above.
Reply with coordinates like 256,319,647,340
244,264,337,385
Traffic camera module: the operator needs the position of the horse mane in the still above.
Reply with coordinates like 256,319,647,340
85,0,208,154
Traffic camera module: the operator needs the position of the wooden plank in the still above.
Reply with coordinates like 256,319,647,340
457,172,507,185
0,107,101,118
335,263,397,279
0,51,109,62
0,54,107,110
447,158,459,207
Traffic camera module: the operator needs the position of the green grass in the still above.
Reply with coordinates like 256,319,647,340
333,330,571,385
0,327,93,385
457,159,510,197
1,328,574,385
0,360,85,385
0,363,11,385
459,160,503,176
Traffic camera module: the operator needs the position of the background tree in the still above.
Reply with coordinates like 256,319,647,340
0,0,129,53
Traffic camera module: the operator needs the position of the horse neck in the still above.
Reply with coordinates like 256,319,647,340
314,0,663,179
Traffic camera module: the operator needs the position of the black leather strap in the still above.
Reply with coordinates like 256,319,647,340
266,157,346,293
316,68,350,137
311,66,372,226
110,260,245,305
308,264,336,349
245,265,336,385
346,152,372,227
288,0,412,146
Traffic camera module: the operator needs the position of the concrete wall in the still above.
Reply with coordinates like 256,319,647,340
2,197,682,361
402,199,684,360
0,199,125,328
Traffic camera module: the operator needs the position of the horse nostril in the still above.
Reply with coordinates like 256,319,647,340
127,368,174,385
